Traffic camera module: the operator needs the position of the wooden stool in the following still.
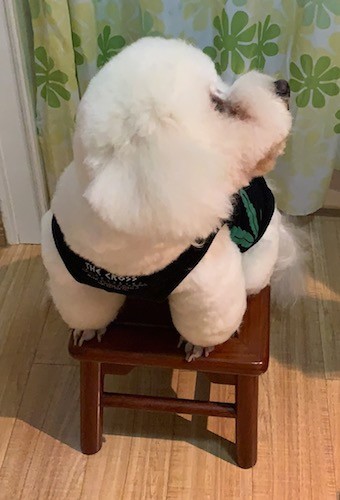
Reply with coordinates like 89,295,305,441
69,286,270,469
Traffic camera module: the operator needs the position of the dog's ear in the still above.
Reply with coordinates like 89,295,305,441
210,89,249,120
83,161,144,234
210,90,228,113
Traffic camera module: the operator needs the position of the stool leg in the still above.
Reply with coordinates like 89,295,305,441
80,361,103,454
235,375,259,469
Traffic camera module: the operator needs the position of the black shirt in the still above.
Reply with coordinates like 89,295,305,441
52,177,274,301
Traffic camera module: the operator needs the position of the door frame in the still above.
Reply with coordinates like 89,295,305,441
0,0,47,244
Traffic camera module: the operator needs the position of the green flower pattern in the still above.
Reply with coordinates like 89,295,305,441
232,0,247,5
182,0,225,32
297,0,340,29
97,26,126,68
141,9,162,36
140,0,165,34
35,47,71,108
29,0,51,19
249,16,280,71
28,0,340,215
290,55,340,108
204,10,257,74
204,10,280,74
72,32,85,66
334,110,340,134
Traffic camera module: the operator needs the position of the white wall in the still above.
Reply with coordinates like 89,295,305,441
324,170,340,210
0,0,47,244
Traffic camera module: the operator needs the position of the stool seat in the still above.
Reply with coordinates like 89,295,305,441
69,286,270,468
69,286,270,376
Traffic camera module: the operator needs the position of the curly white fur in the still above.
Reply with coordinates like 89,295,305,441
41,37,299,354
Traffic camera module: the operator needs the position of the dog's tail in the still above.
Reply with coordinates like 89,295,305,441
271,215,308,307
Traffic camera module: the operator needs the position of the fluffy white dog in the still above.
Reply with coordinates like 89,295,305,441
41,37,301,361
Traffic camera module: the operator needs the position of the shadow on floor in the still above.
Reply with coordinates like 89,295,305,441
104,370,236,463
1,220,339,461
7,358,237,461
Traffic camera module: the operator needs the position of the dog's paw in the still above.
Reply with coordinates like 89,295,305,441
178,337,214,362
185,344,215,362
73,328,106,346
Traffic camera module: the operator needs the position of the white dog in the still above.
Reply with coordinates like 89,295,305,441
41,37,301,361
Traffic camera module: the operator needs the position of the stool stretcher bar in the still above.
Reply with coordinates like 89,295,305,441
102,392,236,418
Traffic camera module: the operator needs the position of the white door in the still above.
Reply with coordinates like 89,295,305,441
0,0,47,244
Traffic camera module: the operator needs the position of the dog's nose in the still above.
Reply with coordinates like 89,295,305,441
274,79,290,98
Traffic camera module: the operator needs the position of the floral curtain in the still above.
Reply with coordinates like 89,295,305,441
28,0,340,214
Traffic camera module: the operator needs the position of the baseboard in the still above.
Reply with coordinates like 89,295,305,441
323,170,340,210
0,210,7,246
315,207,340,217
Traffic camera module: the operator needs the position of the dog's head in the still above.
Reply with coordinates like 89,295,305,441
74,37,291,241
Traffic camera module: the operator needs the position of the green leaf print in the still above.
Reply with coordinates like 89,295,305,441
230,226,254,249
29,0,51,19
139,0,165,35
72,32,85,66
34,47,70,108
334,110,340,134
143,11,154,33
97,26,126,68
249,16,280,71
204,46,217,60
296,0,340,29
290,55,340,108
240,189,259,237
141,10,162,36
182,0,225,32
203,10,257,74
